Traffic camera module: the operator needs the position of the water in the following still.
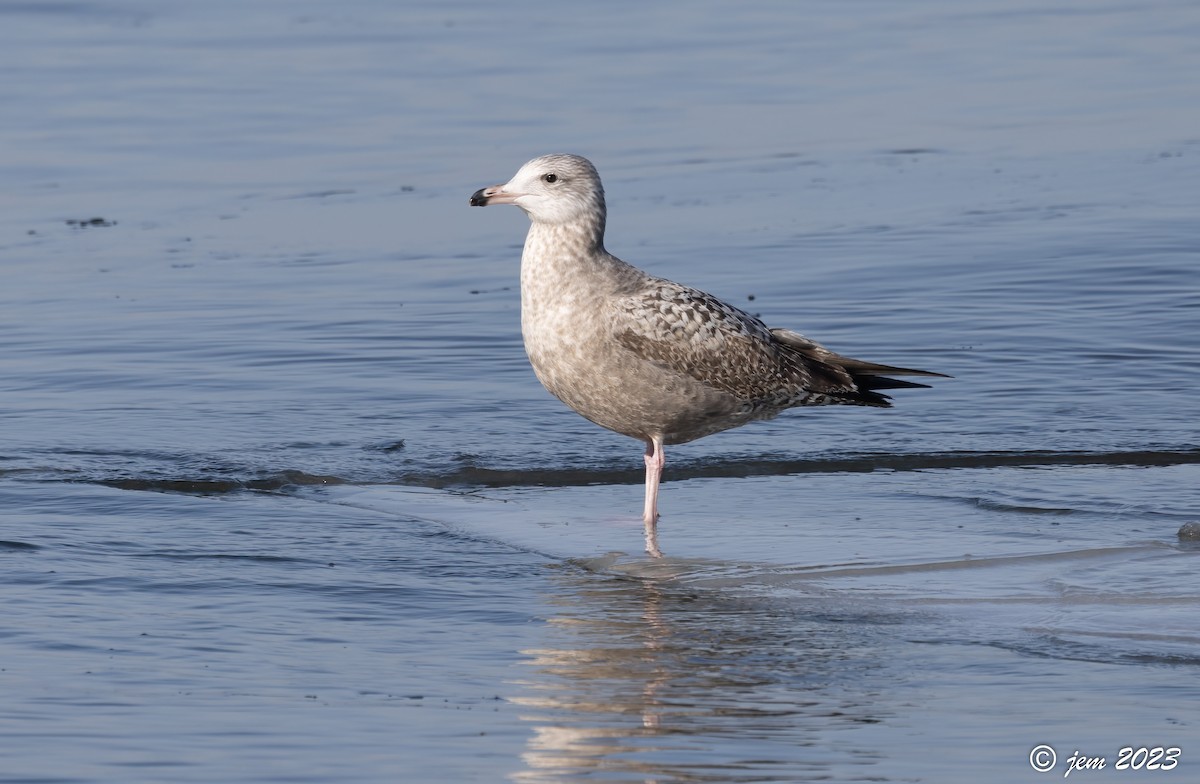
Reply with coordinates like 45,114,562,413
2,1,1199,781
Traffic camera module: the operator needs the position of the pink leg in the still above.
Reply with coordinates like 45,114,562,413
643,436,665,558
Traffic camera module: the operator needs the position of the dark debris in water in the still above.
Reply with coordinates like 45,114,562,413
66,217,117,228
146,551,309,563
281,189,356,200
99,469,346,495
1178,522,1200,543
403,448,1200,490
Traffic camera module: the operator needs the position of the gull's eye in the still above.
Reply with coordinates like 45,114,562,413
541,173,558,183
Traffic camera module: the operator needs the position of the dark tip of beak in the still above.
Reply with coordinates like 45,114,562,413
469,187,489,207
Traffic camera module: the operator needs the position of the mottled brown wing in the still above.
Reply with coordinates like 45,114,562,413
610,281,863,405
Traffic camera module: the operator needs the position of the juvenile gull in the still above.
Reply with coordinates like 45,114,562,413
470,153,945,557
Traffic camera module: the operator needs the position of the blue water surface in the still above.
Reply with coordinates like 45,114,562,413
2,1,1198,781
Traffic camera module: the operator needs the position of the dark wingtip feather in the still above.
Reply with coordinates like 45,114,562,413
840,361,951,380
856,375,934,391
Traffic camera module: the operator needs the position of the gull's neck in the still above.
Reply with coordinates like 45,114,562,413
523,218,600,270
524,207,606,259
519,209,643,327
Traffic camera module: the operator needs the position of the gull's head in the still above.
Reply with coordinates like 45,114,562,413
469,153,605,226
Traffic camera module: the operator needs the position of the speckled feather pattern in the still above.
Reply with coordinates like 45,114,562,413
612,281,862,409
474,153,942,447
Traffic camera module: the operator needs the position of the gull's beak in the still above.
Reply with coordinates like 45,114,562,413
469,183,521,207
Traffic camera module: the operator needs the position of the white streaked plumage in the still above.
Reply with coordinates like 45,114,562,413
470,153,945,556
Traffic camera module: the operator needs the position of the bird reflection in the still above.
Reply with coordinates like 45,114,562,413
509,561,894,783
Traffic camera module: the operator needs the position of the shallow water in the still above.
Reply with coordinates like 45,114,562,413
2,1,1199,782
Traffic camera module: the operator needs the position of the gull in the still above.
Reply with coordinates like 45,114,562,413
470,153,945,557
